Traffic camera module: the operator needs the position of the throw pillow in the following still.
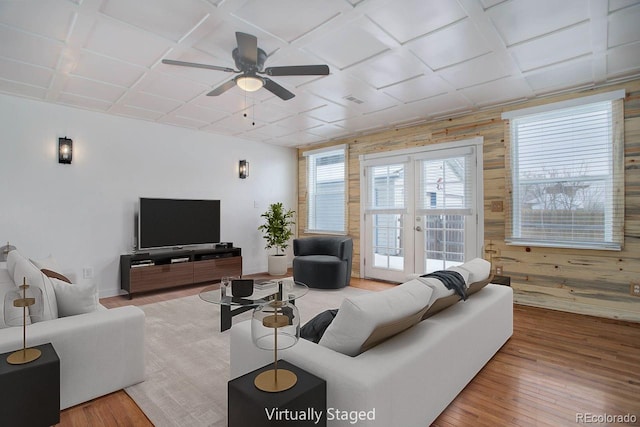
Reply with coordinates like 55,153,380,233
29,254,60,272
12,256,58,321
41,268,72,284
319,279,433,356
50,278,98,317
300,309,339,343
455,258,491,283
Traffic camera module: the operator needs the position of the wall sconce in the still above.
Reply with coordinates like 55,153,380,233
239,160,249,179
58,137,72,164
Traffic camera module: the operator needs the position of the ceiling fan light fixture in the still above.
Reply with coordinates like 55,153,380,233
236,75,264,92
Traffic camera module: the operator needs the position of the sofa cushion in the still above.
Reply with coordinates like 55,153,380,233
319,279,433,356
468,276,493,296
30,254,60,272
50,278,98,317
13,256,58,321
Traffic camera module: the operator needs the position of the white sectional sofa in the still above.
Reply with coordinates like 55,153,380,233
231,259,513,427
0,250,145,410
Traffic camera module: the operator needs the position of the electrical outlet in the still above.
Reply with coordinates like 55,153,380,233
495,266,503,276
631,283,640,297
83,267,94,280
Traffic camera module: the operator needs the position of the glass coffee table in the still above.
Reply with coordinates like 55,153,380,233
199,278,308,331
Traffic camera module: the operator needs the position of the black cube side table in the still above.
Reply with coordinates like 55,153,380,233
228,360,326,427
0,343,60,427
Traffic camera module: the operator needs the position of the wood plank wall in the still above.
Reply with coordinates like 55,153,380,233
297,79,640,323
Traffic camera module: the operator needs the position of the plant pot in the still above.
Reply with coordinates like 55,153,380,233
268,254,288,276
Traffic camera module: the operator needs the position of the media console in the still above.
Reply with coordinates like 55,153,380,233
120,247,242,299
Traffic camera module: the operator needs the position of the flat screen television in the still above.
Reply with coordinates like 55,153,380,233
138,198,221,250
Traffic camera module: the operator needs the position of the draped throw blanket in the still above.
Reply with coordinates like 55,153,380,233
421,270,467,300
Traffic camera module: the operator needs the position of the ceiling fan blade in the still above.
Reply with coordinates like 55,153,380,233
207,79,236,96
263,78,295,100
236,32,258,66
264,65,330,76
162,59,235,73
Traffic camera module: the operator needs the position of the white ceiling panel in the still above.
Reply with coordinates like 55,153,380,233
124,91,182,113
0,0,76,42
72,52,146,87
137,72,208,102
214,112,268,132
158,114,208,129
509,23,592,72
232,0,348,43
307,102,357,123
479,0,507,9
524,59,594,93
0,25,63,68
273,114,325,132
437,53,510,89
409,92,472,117
0,57,53,88
608,4,640,48
304,17,393,70
84,19,168,67
349,52,424,89
608,0,640,12
1,1,640,147
57,92,112,111
62,76,125,102
607,42,640,77
306,73,398,113
489,0,588,46
0,79,47,100
459,76,533,106
110,104,165,121
167,103,227,124
408,19,491,70
100,0,209,42
367,0,467,43
241,102,296,123
382,74,449,103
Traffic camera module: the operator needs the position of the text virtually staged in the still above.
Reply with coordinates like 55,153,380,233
264,407,376,425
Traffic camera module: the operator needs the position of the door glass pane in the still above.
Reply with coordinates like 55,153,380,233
372,213,404,270
367,163,405,271
423,214,464,273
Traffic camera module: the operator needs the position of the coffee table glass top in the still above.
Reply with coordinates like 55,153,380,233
199,278,308,307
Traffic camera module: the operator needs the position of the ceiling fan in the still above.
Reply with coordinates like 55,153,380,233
162,32,330,101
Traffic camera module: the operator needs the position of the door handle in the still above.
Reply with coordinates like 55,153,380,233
415,226,422,232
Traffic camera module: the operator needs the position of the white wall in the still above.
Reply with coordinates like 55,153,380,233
0,94,298,297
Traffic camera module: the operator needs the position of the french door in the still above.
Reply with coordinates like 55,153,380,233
361,139,483,283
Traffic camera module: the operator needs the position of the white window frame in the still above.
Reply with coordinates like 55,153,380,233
502,90,625,251
303,144,348,235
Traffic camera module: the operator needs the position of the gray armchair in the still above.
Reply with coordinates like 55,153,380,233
292,236,353,289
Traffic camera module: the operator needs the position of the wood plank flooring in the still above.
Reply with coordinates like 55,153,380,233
58,275,640,426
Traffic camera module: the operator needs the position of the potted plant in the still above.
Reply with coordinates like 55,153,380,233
258,202,296,275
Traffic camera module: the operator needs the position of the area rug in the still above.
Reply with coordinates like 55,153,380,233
124,285,368,427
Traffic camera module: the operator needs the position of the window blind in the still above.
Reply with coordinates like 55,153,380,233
505,94,624,250
416,147,475,216
304,146,346,234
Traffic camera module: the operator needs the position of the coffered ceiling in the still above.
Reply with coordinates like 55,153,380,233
1,0,640,147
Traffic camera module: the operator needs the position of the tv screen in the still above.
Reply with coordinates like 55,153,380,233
138,198,221,250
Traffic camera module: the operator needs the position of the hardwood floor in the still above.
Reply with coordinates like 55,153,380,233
58,275,640,426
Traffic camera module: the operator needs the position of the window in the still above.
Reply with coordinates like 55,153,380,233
503,90,624,250
304,145,347,234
